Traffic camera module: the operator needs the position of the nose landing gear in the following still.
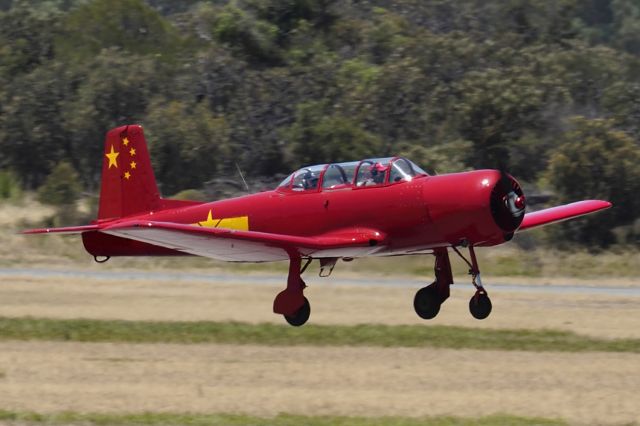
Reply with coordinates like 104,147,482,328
414,245,493,320
469,273,492,320
453,245,493,320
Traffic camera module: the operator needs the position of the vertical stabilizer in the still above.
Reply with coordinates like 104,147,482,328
98,125,161,220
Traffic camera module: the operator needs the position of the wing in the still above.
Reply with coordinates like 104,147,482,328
518,200,612,231
100,220,386,261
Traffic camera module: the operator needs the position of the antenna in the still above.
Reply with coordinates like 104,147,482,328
235,163,250,193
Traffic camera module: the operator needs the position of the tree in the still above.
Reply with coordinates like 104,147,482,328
54,0,181,61
285,101,382,165
143,99,232,195
37,160,81,206
210,2,281,64
611,0,640,55
545,116,640,247
61,49,167,186
0,2,59,79
0,61,74,188
452,67,563,171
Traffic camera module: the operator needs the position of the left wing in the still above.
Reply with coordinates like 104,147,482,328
101,220,386,261
519,200,612,231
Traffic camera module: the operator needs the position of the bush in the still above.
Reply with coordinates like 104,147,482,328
0,170,22,201
37,161,81,207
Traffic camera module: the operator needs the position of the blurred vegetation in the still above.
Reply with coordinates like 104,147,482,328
0,0,639,247
0,170,21,200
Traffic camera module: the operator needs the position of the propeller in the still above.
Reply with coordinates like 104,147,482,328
489,162,526,233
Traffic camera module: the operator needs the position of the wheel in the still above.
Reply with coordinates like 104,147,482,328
469,292,492,320
284,297,311,326
413,285,441,319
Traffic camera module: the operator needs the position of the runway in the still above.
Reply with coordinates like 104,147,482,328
1,267,639,296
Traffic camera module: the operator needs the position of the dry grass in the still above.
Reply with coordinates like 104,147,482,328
0,341,637,425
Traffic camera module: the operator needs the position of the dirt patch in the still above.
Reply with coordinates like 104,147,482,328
0,341,637,425
1,275,639,339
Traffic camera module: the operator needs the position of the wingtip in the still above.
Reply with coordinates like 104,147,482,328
590,200,613,210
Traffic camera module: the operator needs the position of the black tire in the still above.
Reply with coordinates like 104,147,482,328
469,293,492,320
284,297,311,327
413,285,441,320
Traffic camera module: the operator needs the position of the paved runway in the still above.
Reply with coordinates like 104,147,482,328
1,267,639,296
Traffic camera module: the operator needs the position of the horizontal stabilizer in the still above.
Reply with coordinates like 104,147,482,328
519,200,612,231
21,224,100,235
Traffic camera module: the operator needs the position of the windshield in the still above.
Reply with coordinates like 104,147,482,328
390,158,429,183
291,165,325,191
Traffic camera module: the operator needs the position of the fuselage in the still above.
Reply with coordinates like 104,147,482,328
83,168,524,259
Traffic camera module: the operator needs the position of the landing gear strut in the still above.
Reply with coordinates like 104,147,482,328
453,245,492,320
273,256,312,327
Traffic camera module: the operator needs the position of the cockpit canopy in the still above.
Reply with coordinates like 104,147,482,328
277,157,428,192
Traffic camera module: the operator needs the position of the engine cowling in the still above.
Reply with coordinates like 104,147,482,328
490,174,526,233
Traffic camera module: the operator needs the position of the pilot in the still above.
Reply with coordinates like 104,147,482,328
302,170,318,190
370,162,387,185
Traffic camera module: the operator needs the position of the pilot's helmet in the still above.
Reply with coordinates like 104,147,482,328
303,170,318,187
372,162,388,173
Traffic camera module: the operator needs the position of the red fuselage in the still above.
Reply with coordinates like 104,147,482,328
83,169,520,259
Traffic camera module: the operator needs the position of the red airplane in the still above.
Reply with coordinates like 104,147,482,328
24,125,612,326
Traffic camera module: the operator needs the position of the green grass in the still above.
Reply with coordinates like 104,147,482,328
1,317,638,353
0,411,568,426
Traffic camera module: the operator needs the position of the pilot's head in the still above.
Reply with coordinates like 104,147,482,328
371,163,387,181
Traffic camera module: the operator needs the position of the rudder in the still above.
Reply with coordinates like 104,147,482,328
98,125,161,220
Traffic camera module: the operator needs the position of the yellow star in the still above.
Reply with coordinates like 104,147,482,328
122,137,130,146
198,210,219,227
105,145,119,169
130,161,137,169
129,148,136,156
124,171,131,180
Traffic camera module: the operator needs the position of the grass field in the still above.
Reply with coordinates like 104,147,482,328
1,317,639,353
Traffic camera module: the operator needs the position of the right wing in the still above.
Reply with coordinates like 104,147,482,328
101,220,386,261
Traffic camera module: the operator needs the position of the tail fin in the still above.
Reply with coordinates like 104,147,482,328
98,125,162,220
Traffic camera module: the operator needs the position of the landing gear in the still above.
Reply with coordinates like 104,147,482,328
413,247,452,320
273,256,312,326
453,245,493,320
414,245,494,320
284,297,311,326
469,290,492,320
414,284,441,319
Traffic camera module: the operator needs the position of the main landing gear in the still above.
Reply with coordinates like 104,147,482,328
273,256,312,326
273,256,339,326
413,245,493,320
